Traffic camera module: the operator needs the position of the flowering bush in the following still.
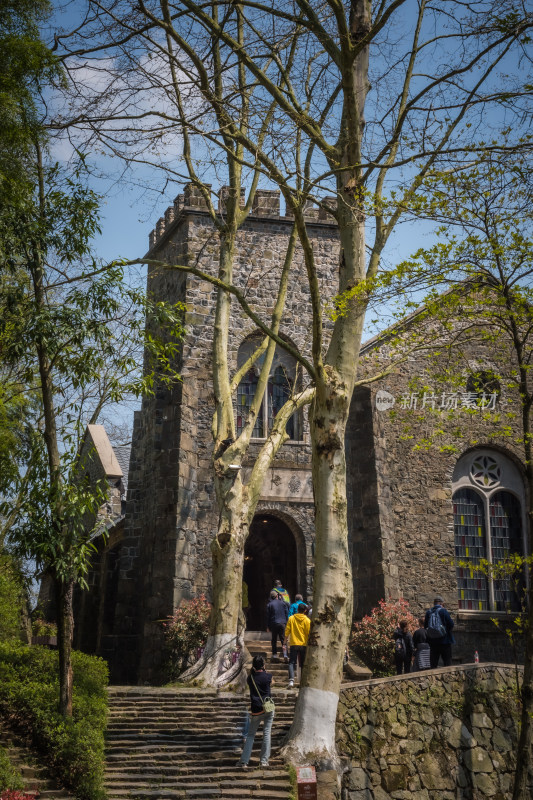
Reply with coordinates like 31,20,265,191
0,791,38,800
163,595,211,679
350,598,418,676
31,619,57,638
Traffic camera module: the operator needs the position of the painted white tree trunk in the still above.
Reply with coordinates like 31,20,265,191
282,381,353,768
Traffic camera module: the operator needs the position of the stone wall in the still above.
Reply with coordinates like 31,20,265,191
337,664,527,800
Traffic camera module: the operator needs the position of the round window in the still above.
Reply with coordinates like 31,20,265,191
466,370,501,400
470,454,501,489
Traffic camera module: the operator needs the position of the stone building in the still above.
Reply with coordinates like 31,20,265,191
347,316,528,666
73,187,529,683
39,424,128,642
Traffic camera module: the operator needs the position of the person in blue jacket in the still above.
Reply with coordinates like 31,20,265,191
424,595,455,668
288,594,308,617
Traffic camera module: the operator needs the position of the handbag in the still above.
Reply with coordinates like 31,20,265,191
250,673,275,714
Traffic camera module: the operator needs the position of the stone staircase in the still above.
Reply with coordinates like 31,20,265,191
105,685,297,800
0,721,74,800
104,634,367,799
246,634,296,688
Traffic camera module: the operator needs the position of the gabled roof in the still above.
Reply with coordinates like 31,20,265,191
86,425,123,478
113,445,131,493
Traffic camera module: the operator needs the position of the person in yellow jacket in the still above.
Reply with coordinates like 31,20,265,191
284,603,311,689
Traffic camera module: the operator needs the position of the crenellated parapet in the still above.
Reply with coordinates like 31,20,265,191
148,183,337,248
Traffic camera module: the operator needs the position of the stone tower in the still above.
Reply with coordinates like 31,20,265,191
100,185,340,683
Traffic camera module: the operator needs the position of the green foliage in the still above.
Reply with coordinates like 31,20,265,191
350,598,418,677
0,161,185,588
286,764,297,800
0,642,108,800
0,0,59,203
0,746,24,792
0,551,27,643
373,146,533,464
163,595,211,679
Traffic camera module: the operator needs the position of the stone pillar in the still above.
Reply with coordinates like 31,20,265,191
184,182,212,209
252,189,280,216
218,185,246,213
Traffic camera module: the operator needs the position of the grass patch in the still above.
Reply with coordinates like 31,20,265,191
286,763,297,800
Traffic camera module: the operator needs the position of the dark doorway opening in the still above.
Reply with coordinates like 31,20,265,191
243,514,298,631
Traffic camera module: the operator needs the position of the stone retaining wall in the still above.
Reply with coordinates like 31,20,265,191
337,663,528,800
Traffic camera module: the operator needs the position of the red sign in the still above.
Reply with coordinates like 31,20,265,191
297,766,317,800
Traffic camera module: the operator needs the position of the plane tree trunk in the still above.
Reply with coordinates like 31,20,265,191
281,0,370,767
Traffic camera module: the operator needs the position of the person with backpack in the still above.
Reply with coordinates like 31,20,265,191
236,655,274,768
393,620,414,674
424,595,455,668
271,579,290,606
266,591,289,660
288,593,308,617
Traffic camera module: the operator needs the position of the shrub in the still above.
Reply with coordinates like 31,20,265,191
163,595,211,679
0,747,24,793
0,642,108,800
0,791,36,800
350,598,418,676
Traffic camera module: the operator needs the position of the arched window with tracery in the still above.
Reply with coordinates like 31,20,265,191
454,487,489,610
452,450,525,612
236,335,299,440
237,368,264,437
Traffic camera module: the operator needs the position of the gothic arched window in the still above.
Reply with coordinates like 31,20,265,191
236,336,299,440
237,368,264,438
452,450,525,612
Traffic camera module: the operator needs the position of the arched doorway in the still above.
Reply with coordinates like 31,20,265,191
243,514,298,630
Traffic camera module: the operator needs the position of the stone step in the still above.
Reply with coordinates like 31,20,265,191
104,766,288,778
108,699,296,710
105,756,286,769
104,776,289,789
107,695,296,704
106,791,291,800
105,681,294,800
106,716,291,727
107,703,293,715
105,742,243,753
105,744,288,757
107,702,296,712
0,728,75,800
106,716,294,729
105,764,285,777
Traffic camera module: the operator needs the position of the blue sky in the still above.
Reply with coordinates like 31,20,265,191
45,1,531,335
44,2,445,270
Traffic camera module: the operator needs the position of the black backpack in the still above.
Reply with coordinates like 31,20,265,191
426,608,446,639
395,635,406,657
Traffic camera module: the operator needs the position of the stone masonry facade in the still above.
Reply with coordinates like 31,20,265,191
73,187,529,683
347,317,528,664
337,664,530,799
